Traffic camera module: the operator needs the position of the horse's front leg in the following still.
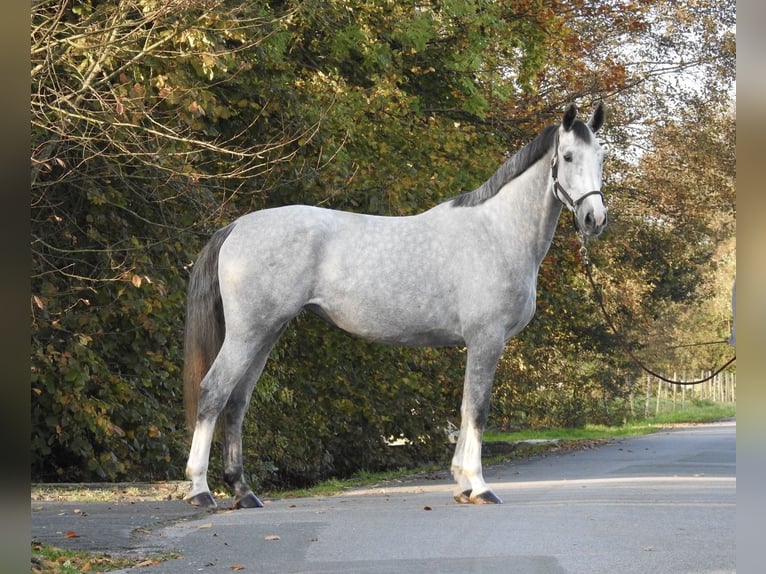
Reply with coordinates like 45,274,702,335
451,339,504,504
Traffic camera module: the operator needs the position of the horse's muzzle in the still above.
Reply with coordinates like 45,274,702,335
577,197,608,237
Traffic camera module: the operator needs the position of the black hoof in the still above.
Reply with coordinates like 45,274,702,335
471,490,503,504
185,491,218,509
234,492,264,509
454,489,473,504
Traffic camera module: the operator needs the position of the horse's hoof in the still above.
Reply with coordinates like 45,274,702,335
470,490,503,504
234,492,264,509
453,489,473,504
185,491,218,509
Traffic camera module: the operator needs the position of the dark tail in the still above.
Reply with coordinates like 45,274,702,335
183,223,237,433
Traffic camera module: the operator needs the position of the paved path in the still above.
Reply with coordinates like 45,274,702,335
32,420,735,574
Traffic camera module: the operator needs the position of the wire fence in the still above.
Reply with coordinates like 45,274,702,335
633,371,736,417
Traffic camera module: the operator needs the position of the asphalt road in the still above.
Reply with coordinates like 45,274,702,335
32,420,735,574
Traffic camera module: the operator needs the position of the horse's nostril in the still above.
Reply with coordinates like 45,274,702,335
585,212,594,226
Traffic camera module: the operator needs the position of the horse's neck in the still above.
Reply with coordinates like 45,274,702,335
486,156,563,267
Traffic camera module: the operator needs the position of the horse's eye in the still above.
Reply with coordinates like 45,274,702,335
563,152,573,162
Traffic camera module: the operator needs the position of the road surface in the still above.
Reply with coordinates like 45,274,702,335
33,420,735,574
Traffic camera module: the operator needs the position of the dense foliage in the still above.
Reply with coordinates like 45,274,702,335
31,0,735,487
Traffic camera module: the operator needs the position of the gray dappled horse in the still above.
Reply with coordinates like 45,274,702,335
183,103,607,509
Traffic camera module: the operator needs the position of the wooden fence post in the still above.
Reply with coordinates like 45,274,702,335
672,372,677,411
655,378,662,416
644,375,651,418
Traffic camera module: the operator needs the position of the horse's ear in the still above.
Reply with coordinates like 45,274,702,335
588,102,605,133
562,103,577,131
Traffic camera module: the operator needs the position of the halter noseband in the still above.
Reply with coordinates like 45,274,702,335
550,131,604,214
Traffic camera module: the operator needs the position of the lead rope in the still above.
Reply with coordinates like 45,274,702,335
577,236,735,386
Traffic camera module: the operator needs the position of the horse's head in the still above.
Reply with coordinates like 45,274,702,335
552,103,607,237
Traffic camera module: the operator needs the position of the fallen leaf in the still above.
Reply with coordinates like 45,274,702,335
230,564,245,570
423,506,432,511
198,523,213,529
64,530,80,538
265,534,280,541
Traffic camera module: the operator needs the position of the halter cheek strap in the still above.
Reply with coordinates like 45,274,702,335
550,133,604,213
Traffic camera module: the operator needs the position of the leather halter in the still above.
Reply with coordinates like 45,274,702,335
550,131,604,215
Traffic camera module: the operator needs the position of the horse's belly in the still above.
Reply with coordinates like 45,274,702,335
305,297,465,347
310,229,466,345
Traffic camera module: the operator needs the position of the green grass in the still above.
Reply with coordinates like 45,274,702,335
484,402,735,443
648,401,735,424
262,464,446,499
31,542,178,573
483,423,655,443
31,481,190,503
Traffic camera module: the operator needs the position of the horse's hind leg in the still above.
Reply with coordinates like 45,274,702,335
220,339,279,509
185,335,275,509
185,369,231,507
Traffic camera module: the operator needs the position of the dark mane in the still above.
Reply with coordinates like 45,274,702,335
451,124,559,207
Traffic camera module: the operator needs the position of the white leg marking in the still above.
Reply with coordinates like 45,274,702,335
185,418,216,498
452,421,489,496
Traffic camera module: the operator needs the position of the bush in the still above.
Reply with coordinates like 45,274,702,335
31,269,190,481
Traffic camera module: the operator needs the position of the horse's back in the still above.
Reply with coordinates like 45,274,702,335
216,204,458,343
217,203,536,346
